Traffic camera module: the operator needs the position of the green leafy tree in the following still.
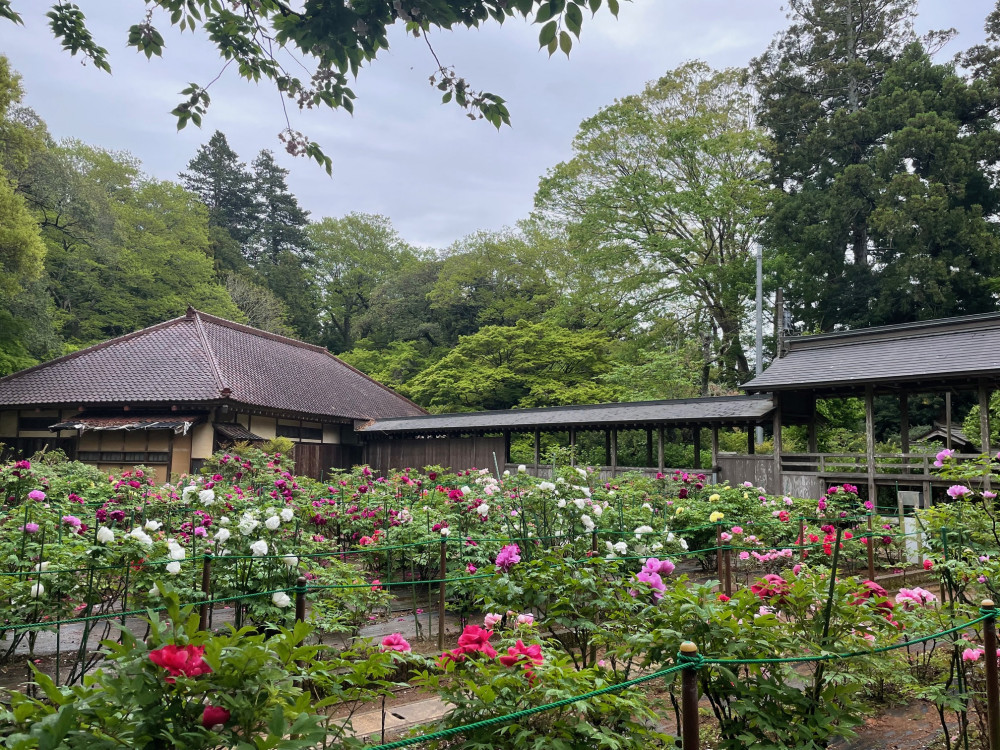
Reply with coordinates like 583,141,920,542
535,61,772,385
222,271,294,337
430,225,558,334
754,0,1000,330
0,1,622,169
337,340,432,391
309,213,418,352
404,320,620,411
249,150,310,267
599,345,703,402
180,131,259,272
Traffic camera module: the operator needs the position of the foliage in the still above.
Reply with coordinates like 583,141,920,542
0,0,624,170
535,61,773,385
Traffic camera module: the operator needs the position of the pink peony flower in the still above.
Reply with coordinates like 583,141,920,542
495,544,521,572
381,633,412,653
484,612,503,628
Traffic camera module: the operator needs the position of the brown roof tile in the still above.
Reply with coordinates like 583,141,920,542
0,310,426,421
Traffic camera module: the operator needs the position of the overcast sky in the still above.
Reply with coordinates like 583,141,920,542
1,1,994,247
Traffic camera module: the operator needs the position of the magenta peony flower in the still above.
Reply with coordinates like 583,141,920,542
495,544,521,572
381,633,412,653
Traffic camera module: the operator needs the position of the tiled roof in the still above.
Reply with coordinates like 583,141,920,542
214,422,266,442
0,309,426,421
743,313,1000,392
359,395,774,435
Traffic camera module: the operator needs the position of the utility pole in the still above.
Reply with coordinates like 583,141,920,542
756,243,764,445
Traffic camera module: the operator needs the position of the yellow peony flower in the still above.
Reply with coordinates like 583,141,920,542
709,493,721,503
675,507,685,516
710,511,725,523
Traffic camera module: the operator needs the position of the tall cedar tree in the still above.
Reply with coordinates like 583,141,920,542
179,131,257,272
754,0,1000,330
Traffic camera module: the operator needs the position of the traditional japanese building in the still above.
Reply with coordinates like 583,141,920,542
0,308,425,481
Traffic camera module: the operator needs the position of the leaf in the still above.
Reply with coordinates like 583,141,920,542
565,2,583,35
607,0,619,15
538,19,557,47
559,29,572,55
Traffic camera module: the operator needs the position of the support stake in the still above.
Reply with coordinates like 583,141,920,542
438,540,447,651
680,641,701,750
982,600,1000,750
199,553,212,632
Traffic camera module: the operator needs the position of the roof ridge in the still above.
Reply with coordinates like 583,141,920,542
787,312,1000,350
192,310,229,395
0,315,191,385
363,394,768,424
192,309,332,355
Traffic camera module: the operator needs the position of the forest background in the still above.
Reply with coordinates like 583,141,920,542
4,0,1000,454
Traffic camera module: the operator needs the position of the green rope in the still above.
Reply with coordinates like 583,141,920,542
365,661,688,750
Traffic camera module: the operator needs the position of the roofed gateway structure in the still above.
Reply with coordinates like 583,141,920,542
0,308,425,481
742,312,1000,504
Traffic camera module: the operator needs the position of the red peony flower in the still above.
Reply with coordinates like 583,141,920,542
201,704,230,728
456,625,497,658
499,640,544,668
149,644,212,682
750,574,789,603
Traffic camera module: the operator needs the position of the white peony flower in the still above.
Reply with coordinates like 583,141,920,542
651,542,663,551
440,527,451,537
680,539,689,550
144,520,162,531
272,591,291,608
634,525,654,540
557,499,566,508
614,541,628,555
165,561,181,575
608,490,616,498
34,561,49,572
250,540,268,556
29,582,44,598
148,585,160,598
129,527,153,547
575,467,588,479
198,489,215,505
280,508,294,522
573,498,586,510
167,542,186,560
476,503,489,517
581,514,595,532
181,485,197,503
539,482,556,492
642,503,653,511
503,470,510,477
214,528,231,544
264,515,281,531
592,505,603,518
581,487,591,498
460,486,471,496
281,555,299,568
96,526,114,544
238,517,259,535
219,516,230,526
517,464,527,473
556,477,566,484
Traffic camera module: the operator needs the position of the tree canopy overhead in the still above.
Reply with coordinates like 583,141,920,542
0,0,621,171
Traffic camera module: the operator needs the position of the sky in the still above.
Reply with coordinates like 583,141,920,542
1,1,995,248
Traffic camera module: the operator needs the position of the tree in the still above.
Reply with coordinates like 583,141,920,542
403,320,620,412
249,150,310,267
754,1,1000,330
223,271,294,337
0,1,622,169
429,225,558,333
308,213,418,352
535,61,772,385
180,131,258,272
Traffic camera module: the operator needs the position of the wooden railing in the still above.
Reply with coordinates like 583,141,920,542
780,452,983,479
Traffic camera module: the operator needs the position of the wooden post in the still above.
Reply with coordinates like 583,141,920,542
723,544,732,597
866,514,876,581
438,540,447,651
604,430,611,468
657,426,665,473
610,429,618,477
295,576,307,624
680,641,701,750
569,428,576,467
946,390,953,451
799,516,807,561
503,430,511,465
711,426,719,479
693,427,702,470
981,381,992,454
865,385,877,508
533,430,540,473
646,428,653,468
773,400,783,496
716,524,723,584
982,600,1000,750
747,427,755,455
198,553,212,631
900,391,910,474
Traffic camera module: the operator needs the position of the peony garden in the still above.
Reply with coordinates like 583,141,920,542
2,445,1000,749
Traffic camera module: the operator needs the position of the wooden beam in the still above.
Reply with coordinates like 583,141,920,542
533,429,540,471
657,426,665,473
945,390,953,451
900,392,910,455
711,426,719,474
503,430,511,464
611,428,618,477
569,428,576,467
773,402,782,495
747,427,755,455
605,430,611,466
865,384,876,506
693,428,702,470
646,428,653,468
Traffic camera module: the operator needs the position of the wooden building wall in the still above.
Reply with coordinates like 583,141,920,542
364,436,506,476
